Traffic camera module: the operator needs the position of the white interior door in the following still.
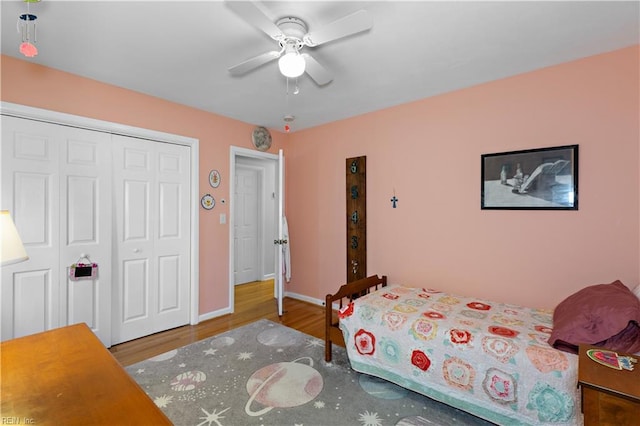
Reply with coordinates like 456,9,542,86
234,165,261,285
1,116,112,344
229,147,282,316
111,134,190,344
275,149,285,316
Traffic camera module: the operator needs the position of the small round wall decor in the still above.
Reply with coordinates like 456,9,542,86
201,194,215,210
209,170,221,188
252,126,272,151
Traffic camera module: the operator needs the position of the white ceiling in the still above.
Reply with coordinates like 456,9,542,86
1,1,638,133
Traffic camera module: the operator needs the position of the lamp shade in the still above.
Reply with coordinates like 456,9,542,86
1,210,29,266
278,51,305,78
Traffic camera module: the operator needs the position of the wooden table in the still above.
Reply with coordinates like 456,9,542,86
1,323,172,425
578,344,640,426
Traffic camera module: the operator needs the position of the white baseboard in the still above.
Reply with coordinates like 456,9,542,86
198,291,330,323
285,292,343,312
198,306,232,323
284,291,325,306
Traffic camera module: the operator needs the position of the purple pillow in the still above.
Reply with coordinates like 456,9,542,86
548,280,640,354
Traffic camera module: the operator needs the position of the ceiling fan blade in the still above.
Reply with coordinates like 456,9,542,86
228,51,281,76
302,54,333,86
303,10,373,47
225,1,284,40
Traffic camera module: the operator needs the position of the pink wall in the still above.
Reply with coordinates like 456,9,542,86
285,46,640,309
0,54,286,315
2,46,638,315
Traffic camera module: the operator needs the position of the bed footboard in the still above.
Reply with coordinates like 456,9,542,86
324,274,387,362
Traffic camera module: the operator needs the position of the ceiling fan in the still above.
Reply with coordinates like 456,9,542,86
225,1,373,86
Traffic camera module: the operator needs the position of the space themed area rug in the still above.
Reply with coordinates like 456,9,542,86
126,319,491,426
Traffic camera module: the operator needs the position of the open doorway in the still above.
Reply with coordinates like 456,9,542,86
229,147,281,313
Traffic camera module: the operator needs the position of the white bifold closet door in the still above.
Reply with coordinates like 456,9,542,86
111,135,191,345
1,116,191,347
1,116,113,344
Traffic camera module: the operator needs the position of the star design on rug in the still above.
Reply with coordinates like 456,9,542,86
358,410,383,426
237,351,253,360
203,348,218,356
197,406,230,426
314,400,325,408
136,368,144,374
306,339,323,348
153,394,173,408
179,363,186,368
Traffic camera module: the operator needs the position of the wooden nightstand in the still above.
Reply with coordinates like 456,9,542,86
578,345,640,426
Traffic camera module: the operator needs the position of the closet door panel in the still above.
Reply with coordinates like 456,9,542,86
1,116,60,341
154,143,190,330
12,270,52,337
68,279,98,329
66,176,98,244
123,180,150,241
13,172,51,245
158,255,180,312
112,135,190,344
59,127,112,345
114,138,155,342
159,182,180,238
1,115,112,345
122,259,150,322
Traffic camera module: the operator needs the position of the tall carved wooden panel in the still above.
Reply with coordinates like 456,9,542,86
346,156,366,282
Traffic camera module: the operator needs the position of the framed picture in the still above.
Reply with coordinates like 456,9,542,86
209,169,221,188
481,145,578,210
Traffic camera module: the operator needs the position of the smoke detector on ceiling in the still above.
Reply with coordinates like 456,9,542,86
283,115,295,132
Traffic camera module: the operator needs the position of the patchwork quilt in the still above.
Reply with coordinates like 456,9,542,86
339,285,581,425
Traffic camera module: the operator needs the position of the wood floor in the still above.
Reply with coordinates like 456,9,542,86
109,280,344,366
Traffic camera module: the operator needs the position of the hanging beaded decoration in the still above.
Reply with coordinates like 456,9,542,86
18,0,41,57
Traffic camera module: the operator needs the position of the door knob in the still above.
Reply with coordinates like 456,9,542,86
133,248,140,253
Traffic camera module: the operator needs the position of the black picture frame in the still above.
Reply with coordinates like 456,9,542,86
481,145,578,210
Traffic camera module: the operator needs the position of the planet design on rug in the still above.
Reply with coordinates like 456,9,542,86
210,336,235,348
359,374,408,399
257,327,304,347
245,356,323,416
396,416,433,426
148,349,178,362
171,370,206,391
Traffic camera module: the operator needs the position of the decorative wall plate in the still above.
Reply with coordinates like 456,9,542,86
252,126,272,151
201,194,215,210
209,170,221,188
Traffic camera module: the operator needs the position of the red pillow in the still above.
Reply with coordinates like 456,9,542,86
548,280,640,354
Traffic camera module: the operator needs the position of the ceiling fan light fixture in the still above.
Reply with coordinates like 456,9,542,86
278,50,305,78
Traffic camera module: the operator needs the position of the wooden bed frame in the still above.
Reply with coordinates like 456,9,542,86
324,274,387,361
324,275,584,425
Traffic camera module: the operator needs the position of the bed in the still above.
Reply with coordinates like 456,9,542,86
326,276,640,424
325,275,581,426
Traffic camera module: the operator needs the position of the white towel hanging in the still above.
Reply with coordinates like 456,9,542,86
283,216,291,282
